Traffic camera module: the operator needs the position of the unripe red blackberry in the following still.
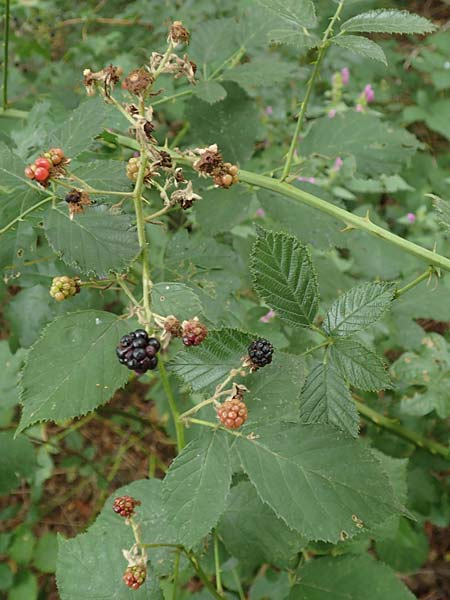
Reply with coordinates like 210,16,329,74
247,338,274,369
123,565,146,590
112,495,141,518
181,317,208,346
49,275,81,301
116,329,161,375
217,399,248,429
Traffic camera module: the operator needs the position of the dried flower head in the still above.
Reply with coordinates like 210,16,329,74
170,181,202,209
168,21,190,45
193,144,223,176
123,67,154,96
83,64,122,97
65,189,93,219
149,52,196,84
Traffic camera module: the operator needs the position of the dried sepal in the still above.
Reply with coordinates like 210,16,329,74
83,64,122,97
170,181,202,209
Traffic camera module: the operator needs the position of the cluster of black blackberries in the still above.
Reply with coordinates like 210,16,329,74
116,329,160,375
248,338,274,368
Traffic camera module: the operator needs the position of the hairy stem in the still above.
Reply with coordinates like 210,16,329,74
355,399,450,460
159,360,185,451
3,0,10,110
281,0,345,181
113,133,450,273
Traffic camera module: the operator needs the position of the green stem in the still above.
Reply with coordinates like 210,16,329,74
110,135,450,273
395,267,434,298
281,0,345,181
185,552,224,600
153,41,175,82
172,549,180,600
232,569,245,600
116,278,141,308
213,530,223,594
301,340,330,357
0,107,28,119
159,360,185,451
3,0,10,110
0,195,54,235
152,89,193,107
354,399,450,460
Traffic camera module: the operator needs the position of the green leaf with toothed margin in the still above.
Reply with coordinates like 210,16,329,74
44,204,140,277
250,229,319,328
324,282,395,337
234,422,405,542
169,328,253,393
341,9,435,35
18,311,131,433
331,35,387,65
162,429,232,549
300,362,359,437
330,338,392,391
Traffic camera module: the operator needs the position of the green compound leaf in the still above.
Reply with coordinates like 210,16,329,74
341,9,436,35
288,554,415,600
169,328,253,393
330,338,391,391
18,311,131,432
300,363,359,437
151,282,203,321
234,422,404,542
324,281,395,337
57,479,171,599
250,229,319,328
162,430,231,549
0,432,36,495
331,35,387,65
301,113,419,177
218,481,306,568
44,204,140,277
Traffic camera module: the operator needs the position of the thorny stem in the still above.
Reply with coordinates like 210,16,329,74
112,133,450,273
213,530,223,594
159,360,185,451
281,0,346,181
354,399,450,461
395,267,435,298
0,195,54,235
3,0,10,110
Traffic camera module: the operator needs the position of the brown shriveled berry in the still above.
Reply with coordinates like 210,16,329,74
169,21,190,45
217,399,248,429
49,275,81,301
164,315,182,337
112,495,141,518
181,317,208,346
123,68,154,95
123,565,146,590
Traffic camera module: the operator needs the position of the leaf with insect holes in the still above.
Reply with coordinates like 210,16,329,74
18,311,131,433
44,204,140,277
331,35,387,65
250,229,319,328
288,554,416,600
162,430,231,548
341,9,435,35
234,422,405,542
330,338,391,391
324,281,395,337
300,362,359,437
169,328,253,393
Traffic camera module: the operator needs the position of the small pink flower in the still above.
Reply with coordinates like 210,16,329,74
364,84,375,103
265,106,273,116
341,67,350,85
328,109,337,119
133,151,140,157
298,176,316,184
356,103,363,112
260,309,276,323
406,212,416,224
255,208,266,218
297,176,308,182
308,177,316,184
332,157,343,172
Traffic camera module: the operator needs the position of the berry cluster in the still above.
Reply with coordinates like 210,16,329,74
215,162,239,189
113,495,141,518
126,156,153,182
116,329,161,375
24,148,65,186
217,398,248,429
193,145,239,189
181,317,208,346
123,565,146,590
49,276,81,302
247,338,274,369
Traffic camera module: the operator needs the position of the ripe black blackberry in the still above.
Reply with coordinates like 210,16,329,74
116,329,161,375
248,338,274,369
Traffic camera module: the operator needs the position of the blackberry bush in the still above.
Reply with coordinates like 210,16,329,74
1,2,449,600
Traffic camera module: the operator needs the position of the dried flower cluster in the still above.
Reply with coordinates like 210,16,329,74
192,144,239,188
